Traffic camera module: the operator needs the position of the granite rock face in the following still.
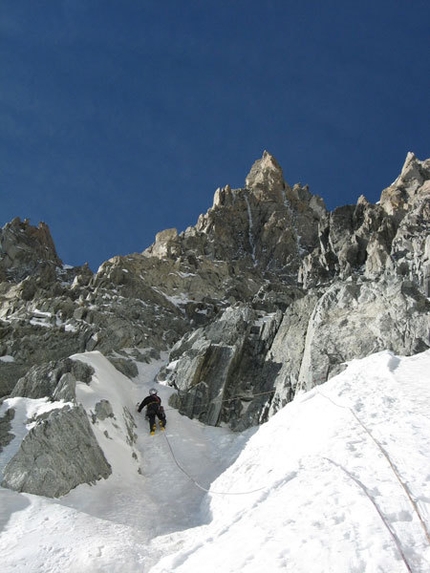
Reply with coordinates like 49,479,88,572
1,404,111,497
165,303,284,430
299,153,430,290
165,275,430,427
0,218,62,282
146,150,326,282
0,356,112,497
156,152,430,429
0,355,142,497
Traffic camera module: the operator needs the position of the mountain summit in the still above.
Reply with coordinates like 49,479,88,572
245,150,287,199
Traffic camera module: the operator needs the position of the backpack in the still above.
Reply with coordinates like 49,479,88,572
147,395,161,414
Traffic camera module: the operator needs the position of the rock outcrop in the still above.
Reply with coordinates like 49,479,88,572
164,275,430,428
300,153,430,290
1,403,112,497
165,304,284,430
0,218,62,282
0,357,113,497
145,150,326,283
0,354,143,497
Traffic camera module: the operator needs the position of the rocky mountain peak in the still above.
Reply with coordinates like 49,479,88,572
393,151,430,191
245,150,286,202
0,217,62,282
380,153,430,218
147,228,180,259
144,151,326,286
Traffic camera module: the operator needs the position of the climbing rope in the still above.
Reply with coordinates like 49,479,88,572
162,387,276,413
317,388,430,546
324,457,414,573
162,431,267,496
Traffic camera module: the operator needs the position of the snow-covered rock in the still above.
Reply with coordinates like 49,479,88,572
0,353,144,497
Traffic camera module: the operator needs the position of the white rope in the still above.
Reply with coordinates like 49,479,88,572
324,457,413,573
318,388,430,545
162,431,267,496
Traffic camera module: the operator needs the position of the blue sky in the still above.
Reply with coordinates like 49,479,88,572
1,1,429,270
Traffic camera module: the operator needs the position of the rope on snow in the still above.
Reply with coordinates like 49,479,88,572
317,388,430,546
324,457,414,573
162,431,267,496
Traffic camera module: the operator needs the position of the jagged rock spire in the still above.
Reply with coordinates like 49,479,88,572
380,152,430,218
0,217,62,282
245,151,287,201
393,152,430,191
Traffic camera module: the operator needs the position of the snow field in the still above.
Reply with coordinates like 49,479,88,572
0,349,430,572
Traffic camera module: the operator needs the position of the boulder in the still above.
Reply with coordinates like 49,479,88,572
1,404,111,497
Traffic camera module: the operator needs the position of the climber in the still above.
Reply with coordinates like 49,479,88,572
137,388,166,435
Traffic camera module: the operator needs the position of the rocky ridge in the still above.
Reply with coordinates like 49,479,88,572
0,150,429,497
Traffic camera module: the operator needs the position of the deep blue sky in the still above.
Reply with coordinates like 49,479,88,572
1,1,429,270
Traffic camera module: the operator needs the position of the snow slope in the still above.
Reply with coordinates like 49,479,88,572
1,349,430,572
